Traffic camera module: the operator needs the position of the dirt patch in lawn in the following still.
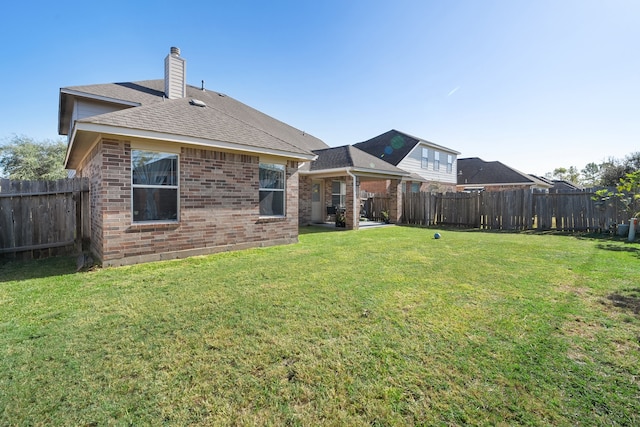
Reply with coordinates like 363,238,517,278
607,288,640,316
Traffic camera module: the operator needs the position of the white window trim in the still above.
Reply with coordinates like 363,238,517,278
331,180,346,208
259,162,286,218
131,149,180,224
421,148,429,169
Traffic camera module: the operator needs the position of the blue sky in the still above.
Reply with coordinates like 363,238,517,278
1,0,638,176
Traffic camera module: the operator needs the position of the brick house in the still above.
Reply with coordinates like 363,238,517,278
59,47,328,266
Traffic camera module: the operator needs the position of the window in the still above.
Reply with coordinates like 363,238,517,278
259,163,285,216
132,150,178,222
312,183,321,202
447,155,453,173
421,148,429,169
332,180,346,208
411,183,420,193
434,151,440,171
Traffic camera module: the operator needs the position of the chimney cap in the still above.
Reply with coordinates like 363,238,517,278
170,46,180,56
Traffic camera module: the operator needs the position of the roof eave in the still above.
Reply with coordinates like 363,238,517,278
71,122,316,163
351,167,408,178
59,88,142,108
58,88,143,137
300,166,408,179
63,125,76,168
418,140,461,155
457,181,553,188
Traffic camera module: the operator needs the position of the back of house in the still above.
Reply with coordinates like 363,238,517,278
59,47,327,266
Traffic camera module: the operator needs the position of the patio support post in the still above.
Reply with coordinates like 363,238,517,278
389,179,402,223
345,172,359,230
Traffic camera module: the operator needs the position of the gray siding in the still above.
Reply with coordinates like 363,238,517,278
70,99,126,135
399,143,457,184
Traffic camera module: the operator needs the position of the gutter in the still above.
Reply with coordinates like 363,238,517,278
299,167,408,178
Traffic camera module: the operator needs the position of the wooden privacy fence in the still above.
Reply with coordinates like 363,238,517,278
362,194,390,222
401,189,627,232
0,178,90,258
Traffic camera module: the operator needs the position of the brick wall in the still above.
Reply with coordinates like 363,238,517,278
76,140,106,261
362,179,456,195
298,175,312,225
78,138,300,266
344,175,359,230
388,179,402,223
360,180,389,194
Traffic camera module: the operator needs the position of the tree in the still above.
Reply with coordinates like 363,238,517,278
599,157,630,187
0,135,67,180
593,169,640,219
624,151,640,172
552,166,580,184
580,162,601,187
548,151,640,188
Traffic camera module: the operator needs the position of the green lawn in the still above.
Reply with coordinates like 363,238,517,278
1,226,639,425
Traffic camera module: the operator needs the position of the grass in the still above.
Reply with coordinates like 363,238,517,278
1,226,639,425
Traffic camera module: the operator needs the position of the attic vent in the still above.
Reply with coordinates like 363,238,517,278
190,99,207,107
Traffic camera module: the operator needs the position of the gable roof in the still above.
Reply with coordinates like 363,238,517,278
457,158,551,188
60,80,328,168
299,145,408,177
530,174,583,192
353,129,460,167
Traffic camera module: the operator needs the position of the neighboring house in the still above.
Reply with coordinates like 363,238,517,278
298,145,408,228
59,47,328,266
457,158,552,192
530,175,584,192
354,129,461,194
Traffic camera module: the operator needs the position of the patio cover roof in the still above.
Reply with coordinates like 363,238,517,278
299,145,409,179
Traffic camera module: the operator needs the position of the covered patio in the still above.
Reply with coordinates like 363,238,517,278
298,145,409,230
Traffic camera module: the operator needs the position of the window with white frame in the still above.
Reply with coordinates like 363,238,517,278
434,151,440,171
421,148,429,169
447,154,453,173
132,150,179,222
332,180,346,208
259,163,286,216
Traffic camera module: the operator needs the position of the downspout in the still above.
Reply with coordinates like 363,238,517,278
346,169,358,228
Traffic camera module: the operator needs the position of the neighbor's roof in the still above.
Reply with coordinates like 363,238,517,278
530,174,583,192
457,158,552,187
59,80,328,168
353,129,461,167
299,145,408,177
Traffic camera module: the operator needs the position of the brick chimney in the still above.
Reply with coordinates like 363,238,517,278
164,47,186,99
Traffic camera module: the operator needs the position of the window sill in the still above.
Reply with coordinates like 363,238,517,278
257,216,287,223
127,222,179,233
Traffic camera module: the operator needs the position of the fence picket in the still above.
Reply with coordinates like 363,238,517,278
401,189,628,233
0,178,89,258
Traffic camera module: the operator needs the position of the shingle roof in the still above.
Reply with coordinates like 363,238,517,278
353,130,419,166
60,79,328,167
300,145,407,176
353,129,460,166
530,175,583,192
457,158,551,187
61,80,166,107
76,96,314,157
